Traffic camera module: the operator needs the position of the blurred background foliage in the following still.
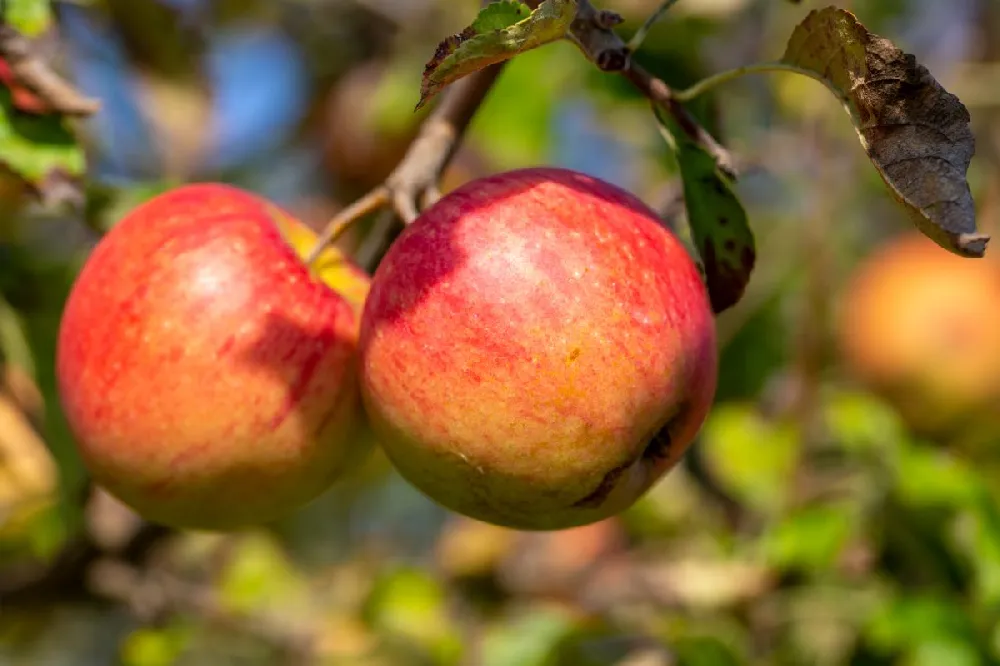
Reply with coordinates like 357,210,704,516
3,0,1000,664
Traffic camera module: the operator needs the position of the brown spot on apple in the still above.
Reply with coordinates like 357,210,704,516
572,462,629,509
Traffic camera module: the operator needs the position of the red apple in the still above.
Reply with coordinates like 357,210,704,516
358,167,718,530
836,232,1000,436
56,183,373,530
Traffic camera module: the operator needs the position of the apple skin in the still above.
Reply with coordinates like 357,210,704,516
836,232,1000,436
56,183,373,530
358,167,718,530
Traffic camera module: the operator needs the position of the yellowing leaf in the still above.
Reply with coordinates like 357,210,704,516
781,7,987,257
417,0,577,109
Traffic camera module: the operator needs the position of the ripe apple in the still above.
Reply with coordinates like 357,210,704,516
358,167,718,530
56,183,373,530
836,232,1000,436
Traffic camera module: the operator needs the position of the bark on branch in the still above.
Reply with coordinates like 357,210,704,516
0,23,100,116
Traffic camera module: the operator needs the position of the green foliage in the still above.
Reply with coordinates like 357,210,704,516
417,0,577,108
656,109,755,314
481,607,580,666
216,534,309,613
0,86,85,193
467,42,581,169
5,0,52,36
364,567,463,665
699,403,799,513
120,623,194,666
1,1,997,666
760,504,856,571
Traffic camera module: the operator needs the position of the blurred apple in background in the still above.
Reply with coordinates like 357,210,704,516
836,232,1000,438
321,60,423,194
321,59,496,196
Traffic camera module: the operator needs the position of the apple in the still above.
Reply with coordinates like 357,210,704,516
835,232,1000,436
358,167,718,530
320,60,494,195
56,183,373,530
322,61,424,192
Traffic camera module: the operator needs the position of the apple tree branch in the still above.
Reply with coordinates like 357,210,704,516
308,0,735,265
0,22,100,116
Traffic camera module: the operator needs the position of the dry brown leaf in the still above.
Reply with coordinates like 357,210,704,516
782,7,987,257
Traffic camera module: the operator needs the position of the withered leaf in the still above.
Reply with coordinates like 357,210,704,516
417,0,576,110
656,109,755,314
782,6,987,257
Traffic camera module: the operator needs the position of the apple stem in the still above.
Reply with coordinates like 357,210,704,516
317,0,738,270
672,62,837,103
626,0,681,53
383,63,505,224
568,0,737,179
305,186,391,267
310,63,507,269
623,63,737,178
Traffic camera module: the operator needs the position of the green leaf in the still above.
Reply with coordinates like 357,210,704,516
5,0,53,37
698,403,800,514
865,595,978,653
364,566,463,665
417,0,577,109
483,607,579,666
0,294,35,377
822,389,907,454
760,504,855,571
120,623,194,666
473,1,533,32
656,109,755,313
956,504,1000,607
892,445,983,508
905,639,983,666
0,85,86,200
467,42,578,169
671,637,742,666
781,7,987,257
216,533,309,614
22,500,67,560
